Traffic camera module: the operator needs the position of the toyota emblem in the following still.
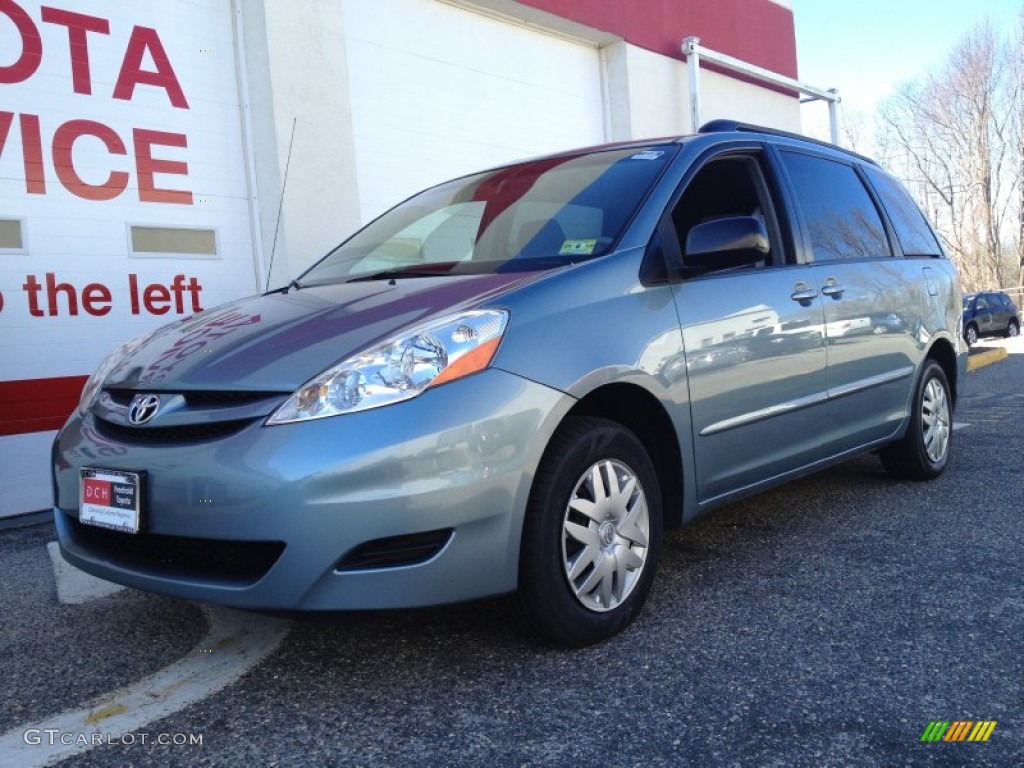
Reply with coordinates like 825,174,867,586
127,394,161,425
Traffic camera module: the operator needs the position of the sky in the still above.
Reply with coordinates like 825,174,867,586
790,0,1022,139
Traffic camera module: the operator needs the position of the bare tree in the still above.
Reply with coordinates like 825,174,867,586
877,17,1023,293
839,106,871,157
1014,8,1024,289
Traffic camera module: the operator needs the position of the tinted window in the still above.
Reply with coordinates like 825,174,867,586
864,167,942,257
299,146,676,285
780,151,890,261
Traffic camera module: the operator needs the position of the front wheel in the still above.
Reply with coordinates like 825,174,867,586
880,360,952,480
1006,319,1019,338
518,417,663,646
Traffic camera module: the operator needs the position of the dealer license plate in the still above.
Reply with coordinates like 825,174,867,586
79,468,145,534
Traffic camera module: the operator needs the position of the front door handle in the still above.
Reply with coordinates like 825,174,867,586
791,282,819,303
821,278,845,298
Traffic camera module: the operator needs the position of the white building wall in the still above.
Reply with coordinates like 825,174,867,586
342,0,607,223
239,0,364,289
602,41,801,141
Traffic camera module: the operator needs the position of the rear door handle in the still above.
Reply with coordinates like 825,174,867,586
791,282,819,303
821,278,845,298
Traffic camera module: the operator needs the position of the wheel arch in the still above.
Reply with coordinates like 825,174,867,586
926,337,960,409
564,383,684,530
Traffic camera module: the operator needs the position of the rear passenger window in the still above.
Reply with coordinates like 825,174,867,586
779,151,891,261
864,167,942,257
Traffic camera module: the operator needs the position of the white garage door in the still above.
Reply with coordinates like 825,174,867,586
343,0,606,222
0,0,256,517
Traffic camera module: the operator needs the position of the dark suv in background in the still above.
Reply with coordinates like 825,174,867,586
962,291,1020,345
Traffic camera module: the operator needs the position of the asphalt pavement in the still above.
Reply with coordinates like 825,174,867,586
2,339,1021,767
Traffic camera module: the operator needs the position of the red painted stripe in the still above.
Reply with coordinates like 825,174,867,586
0,376,87,437
520,0,797,79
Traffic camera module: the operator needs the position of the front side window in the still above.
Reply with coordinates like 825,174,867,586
670,154,778,269
298,146,676,286
780,151,891,262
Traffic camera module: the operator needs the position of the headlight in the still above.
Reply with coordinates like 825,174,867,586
77,329,160,415
267,309,509,425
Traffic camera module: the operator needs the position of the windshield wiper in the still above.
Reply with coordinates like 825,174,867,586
345,265,457,283
268,279,302,295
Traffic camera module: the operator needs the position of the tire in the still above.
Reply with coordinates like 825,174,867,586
1006,319,1019,338
880,360,952,480
964,324,978,346
517,417,663,647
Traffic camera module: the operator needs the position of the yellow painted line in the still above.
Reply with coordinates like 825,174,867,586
967,348,1008,372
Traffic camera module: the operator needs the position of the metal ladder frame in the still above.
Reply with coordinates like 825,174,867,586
681,36,841,145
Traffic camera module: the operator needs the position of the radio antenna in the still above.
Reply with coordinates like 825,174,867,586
265,117,297,293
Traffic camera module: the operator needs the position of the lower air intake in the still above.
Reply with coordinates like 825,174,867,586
335,529,453,572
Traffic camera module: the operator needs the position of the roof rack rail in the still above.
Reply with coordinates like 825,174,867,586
698,119,879,166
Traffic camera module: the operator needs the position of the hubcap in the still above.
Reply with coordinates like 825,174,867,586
561,459,650,613
1010,323,1019,337
921,377,950,463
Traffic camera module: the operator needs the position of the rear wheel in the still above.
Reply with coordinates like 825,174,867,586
965,324,978,346
518,417,662,646
881,360,952,480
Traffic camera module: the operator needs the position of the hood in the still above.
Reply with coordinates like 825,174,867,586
103,273,541,392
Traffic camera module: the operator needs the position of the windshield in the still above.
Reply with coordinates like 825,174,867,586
298,145,676,285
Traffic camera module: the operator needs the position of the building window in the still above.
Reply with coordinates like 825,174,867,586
130,226,218,257
0,219,24,250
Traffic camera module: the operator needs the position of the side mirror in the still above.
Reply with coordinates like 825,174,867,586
682,215,769,275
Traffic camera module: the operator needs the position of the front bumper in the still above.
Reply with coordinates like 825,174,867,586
53,369,570,610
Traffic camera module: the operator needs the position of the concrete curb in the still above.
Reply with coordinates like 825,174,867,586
0,605,290,768
967,347,1008,372
47,541,125,604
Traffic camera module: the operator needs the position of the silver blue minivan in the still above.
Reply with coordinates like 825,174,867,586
54,122,967,645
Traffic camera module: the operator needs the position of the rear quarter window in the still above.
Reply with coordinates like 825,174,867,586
864,167,943,257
